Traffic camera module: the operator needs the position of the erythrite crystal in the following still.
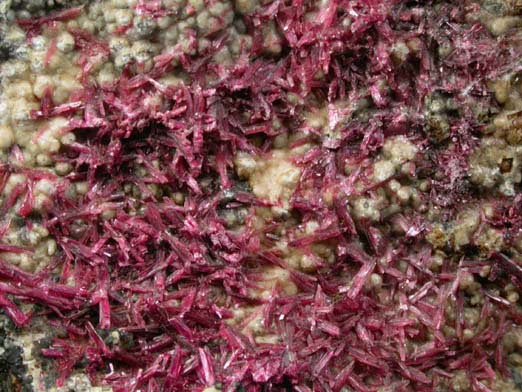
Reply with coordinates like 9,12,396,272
1,0,522,391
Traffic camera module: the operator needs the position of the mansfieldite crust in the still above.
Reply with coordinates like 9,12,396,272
2,0,522,391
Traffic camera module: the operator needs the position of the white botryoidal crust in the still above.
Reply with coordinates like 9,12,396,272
234,147,306,215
